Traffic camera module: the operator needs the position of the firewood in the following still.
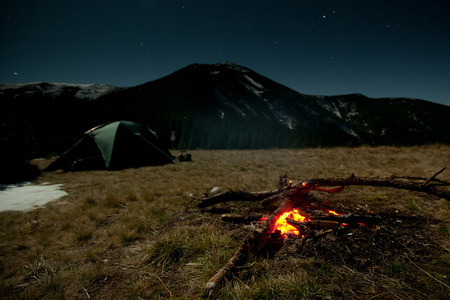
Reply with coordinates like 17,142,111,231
198,170,450,210
311,214,382,225
204,199,294,298
198,188,287,208
305,173,450,200
286,218,340,230
306,220,341,228
421,167,446,187
221,213,264,223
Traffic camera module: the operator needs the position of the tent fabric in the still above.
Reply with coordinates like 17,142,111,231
44,121,174,171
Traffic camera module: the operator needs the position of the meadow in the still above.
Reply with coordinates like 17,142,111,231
1,145,449,299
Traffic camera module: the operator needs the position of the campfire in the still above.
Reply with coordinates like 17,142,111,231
266,205,376,239
262,207,346,238
272,208,308,237
198,169,450,298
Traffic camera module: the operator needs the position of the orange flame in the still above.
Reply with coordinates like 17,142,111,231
266,207,360,238
273,209,308,236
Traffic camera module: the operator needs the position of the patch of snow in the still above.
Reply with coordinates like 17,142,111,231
409,111,419,122
337,99,347,108
243,83,261,96
333,107,343,118
329,120,359,138
0,182,68,212
215,62,249,72
346,111,359,117
238,99,259,116
214,90,246,117
323,102,342,118
211,71,220,75
344,127,359,138
73,84,118,99
315,97,356,119
264,98,297,129
239,75,266,98
244,75,264,90
281,117,296,130
407,111,430,130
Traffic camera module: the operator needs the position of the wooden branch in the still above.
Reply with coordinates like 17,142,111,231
198,169,449,211
204,199,294,298
422,167,446,187
285,214,382,237
286,218,340,230
305,220,341,228
311,214,382,225
390,176,447,184
198,188,287,208
304,174,450,200
221,213,264,223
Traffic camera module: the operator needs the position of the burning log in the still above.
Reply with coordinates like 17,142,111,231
287,218,340,230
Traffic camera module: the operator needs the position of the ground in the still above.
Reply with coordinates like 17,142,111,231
0,146,449,299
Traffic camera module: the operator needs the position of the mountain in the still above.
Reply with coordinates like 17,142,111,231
87,62,450,149
1,62,449,159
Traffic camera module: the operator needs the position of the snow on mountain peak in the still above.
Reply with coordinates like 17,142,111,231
240,75,265,97
215,62,249,72
0,82,118,100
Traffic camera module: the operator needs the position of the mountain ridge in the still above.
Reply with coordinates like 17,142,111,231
1,62,449,159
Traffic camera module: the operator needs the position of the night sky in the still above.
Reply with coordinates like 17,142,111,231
1,0,449,106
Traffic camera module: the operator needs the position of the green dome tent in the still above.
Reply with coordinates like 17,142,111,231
44,121,174,171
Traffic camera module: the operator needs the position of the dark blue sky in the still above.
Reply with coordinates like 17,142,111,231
1,0,449,106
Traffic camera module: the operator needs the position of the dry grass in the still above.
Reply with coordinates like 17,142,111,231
1,145,449,299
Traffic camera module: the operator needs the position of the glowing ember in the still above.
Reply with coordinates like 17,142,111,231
273,209,308,236
270,208,349,238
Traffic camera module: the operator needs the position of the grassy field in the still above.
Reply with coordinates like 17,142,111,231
1,145,449,299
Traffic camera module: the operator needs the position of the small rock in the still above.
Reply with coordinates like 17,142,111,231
210,187,220,194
